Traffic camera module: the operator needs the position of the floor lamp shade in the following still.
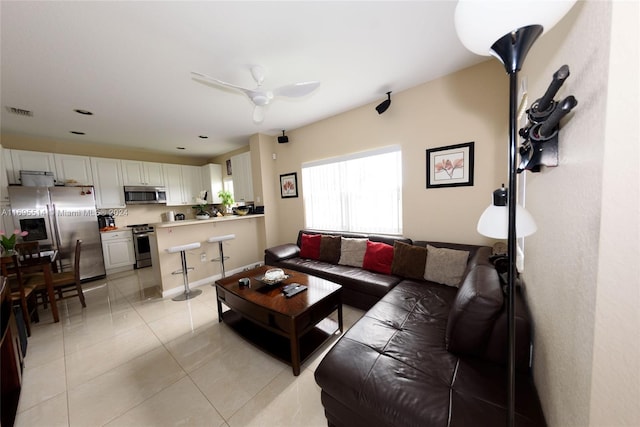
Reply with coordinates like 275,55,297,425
454,0,577,56
477,204,537,239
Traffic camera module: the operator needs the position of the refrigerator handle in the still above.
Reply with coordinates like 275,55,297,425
49,203,62,250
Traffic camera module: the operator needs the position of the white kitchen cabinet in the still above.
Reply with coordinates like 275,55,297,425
162,163,186,206
10,150,57,184
202,163,223,204
230,152,254,203
101,230,135,273
122,160,164,186
90,157,125,208
54,154,94,185
181,165,203,204
0,146,11,202
0,202,15,233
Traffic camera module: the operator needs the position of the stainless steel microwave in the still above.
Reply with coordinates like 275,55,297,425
123,186,167,204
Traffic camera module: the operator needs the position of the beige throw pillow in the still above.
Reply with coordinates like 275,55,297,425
338,237,368,267
424,245,470,287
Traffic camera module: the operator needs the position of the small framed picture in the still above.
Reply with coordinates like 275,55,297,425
280,172,298,198
226,159,232,176
426,141,474,188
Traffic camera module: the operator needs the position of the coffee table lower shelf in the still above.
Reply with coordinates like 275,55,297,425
220,309,340,375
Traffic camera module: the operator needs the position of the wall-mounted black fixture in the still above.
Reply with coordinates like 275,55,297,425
278,130,289,144
375,91,392,114
518,65,578,173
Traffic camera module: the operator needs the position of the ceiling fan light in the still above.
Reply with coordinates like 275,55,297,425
251,94,270,106
252,106,265,124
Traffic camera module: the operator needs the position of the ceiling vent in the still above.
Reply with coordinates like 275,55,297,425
6,106,33,117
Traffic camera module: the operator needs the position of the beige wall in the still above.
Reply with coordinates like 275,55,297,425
519,1,639,425
263,59,508,245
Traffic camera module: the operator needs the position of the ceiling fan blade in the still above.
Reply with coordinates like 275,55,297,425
252,105,266,124
273,81,320,98
191,71,253,96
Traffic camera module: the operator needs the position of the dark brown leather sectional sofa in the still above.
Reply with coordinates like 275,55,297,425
264,230,546,427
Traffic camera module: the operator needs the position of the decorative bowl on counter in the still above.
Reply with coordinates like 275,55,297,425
235,207,250,216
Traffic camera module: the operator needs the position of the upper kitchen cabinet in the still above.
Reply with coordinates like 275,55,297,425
54,154,93,185
201,163,223,204
10,150,56,184
162,164,186,205
90,157,125,208
162,164,204,206
122,160,164,186
230,152,254,203
0,146,11,202
181,165,204,204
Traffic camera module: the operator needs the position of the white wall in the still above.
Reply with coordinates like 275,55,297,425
521,1,639,425
589,1,640,425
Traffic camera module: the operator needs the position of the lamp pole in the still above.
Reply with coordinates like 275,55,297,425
490,25,542,427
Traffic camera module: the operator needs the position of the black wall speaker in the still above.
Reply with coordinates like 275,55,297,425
278,130,289,143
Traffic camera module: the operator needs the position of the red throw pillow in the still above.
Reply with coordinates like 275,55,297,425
362,240,394,275
299,233,322,259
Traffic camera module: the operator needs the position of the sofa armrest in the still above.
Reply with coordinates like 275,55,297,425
265,244,300,264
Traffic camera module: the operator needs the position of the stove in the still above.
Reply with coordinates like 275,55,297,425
127,224,154,268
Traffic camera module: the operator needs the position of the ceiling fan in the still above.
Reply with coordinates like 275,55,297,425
191,65,320,124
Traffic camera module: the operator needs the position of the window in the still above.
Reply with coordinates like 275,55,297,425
302,146,402,234
223,177,234,203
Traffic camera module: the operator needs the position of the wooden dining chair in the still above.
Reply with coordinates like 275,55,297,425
1,254,38,336
27,240,86,309
14,241,41,263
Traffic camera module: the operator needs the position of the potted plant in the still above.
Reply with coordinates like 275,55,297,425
0,229,28,256
217,190,234,215
192,190,210,219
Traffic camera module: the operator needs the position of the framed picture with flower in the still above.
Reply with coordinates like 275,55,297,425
280,172,298,198
426,141,474,188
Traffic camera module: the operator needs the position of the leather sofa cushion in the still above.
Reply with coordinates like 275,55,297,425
446,264,504,356
390,241,427,280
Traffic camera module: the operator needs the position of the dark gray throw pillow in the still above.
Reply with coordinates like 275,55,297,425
319,235,341,264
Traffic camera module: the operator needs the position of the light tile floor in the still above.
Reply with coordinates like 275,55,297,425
14,268,364,427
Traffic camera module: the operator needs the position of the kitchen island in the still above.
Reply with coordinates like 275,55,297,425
149,214,266,297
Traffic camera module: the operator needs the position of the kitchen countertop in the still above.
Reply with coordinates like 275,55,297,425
100,228,130,234
152,213,264,228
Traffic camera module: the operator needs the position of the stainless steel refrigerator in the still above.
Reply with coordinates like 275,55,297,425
8,186,106,281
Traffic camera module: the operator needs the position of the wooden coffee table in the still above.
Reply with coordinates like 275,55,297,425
214,265,343,376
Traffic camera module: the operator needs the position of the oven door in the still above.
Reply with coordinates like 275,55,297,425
132,232,152,268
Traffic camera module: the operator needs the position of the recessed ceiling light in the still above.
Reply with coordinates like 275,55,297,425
74,109,93,115
176,147,185,150
198,135,208,139
70,131,85,135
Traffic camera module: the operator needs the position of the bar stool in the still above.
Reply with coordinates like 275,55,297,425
166,242,202,301
207,234,235,278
